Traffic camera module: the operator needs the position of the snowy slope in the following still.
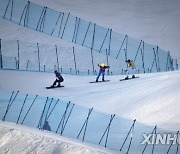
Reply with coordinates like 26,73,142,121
0,70,179,132
0,121,119,154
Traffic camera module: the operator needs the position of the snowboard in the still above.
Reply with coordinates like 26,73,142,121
46,85,64,89
120,77,139,81
89,80,110,83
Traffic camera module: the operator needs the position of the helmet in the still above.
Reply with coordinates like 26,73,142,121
125,59,131,63
54,70,58,73
100,63,105,67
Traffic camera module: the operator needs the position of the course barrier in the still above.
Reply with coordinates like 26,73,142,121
0,88,179,154
0,0,177,74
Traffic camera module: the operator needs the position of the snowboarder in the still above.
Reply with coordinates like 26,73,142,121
96,63,110,82
125,59,136,79
51,70,64,87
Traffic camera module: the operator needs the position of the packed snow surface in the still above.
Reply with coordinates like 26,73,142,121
0,70,180,132
1,70,180,153
0,121,118,154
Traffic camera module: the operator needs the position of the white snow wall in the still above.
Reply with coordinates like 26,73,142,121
0,0,176,73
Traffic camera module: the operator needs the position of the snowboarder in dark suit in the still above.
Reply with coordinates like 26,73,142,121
51,70,64,87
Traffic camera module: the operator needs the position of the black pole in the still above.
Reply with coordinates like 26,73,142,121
37,97,49,129
167,130,179,154
125,35,128,62
140,48,144,74
19,1,30,26
26,60,29,71
40,7,47,33
116,34,127,59
56,101,71,134
60,103,75,135
19,1,27,25
90,50,95,75
166,51,170,71
46,99,59,120
134,40,142,62
141,41,145,73
55,45,60,72
17,40,20,69
120,119,136,152
77,108,93,142
153,48,158,72
150,58,155,73
21,95,38,124
170,57,174,71
150,48,158,73
36,7,47,32
3,0,14,21
126,123,135,154
51,12,61,36
24,1,30,27
58,13,64,38
43,65,45,72
99,114,115,148
0,39,3,69
61,13,70,39
72,47,77,74
99,29,109,53
176,131,179,154
141,125,157,154
82,21,91,46
74,18,80,43
108,29,112,55
3,0,11,19
91,23,96,56
72,17,78,42
2,91,14,121
106,49,110,75
16,94,28,124
156,46,160,72
36,7,45,31
44,98,54,122
151,126,157,154
37,43,40,71
39,7,46,32
124,49,128,68
90,23,96,74
2,91,19,121
104,114,115,148
175,59,178,70
10,0,13,21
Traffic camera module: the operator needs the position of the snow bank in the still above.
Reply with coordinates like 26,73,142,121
0,121,118,154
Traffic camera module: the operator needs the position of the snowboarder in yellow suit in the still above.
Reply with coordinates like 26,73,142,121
96,63,110,82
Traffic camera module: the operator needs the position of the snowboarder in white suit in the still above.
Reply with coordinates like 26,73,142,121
125,59,136,79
